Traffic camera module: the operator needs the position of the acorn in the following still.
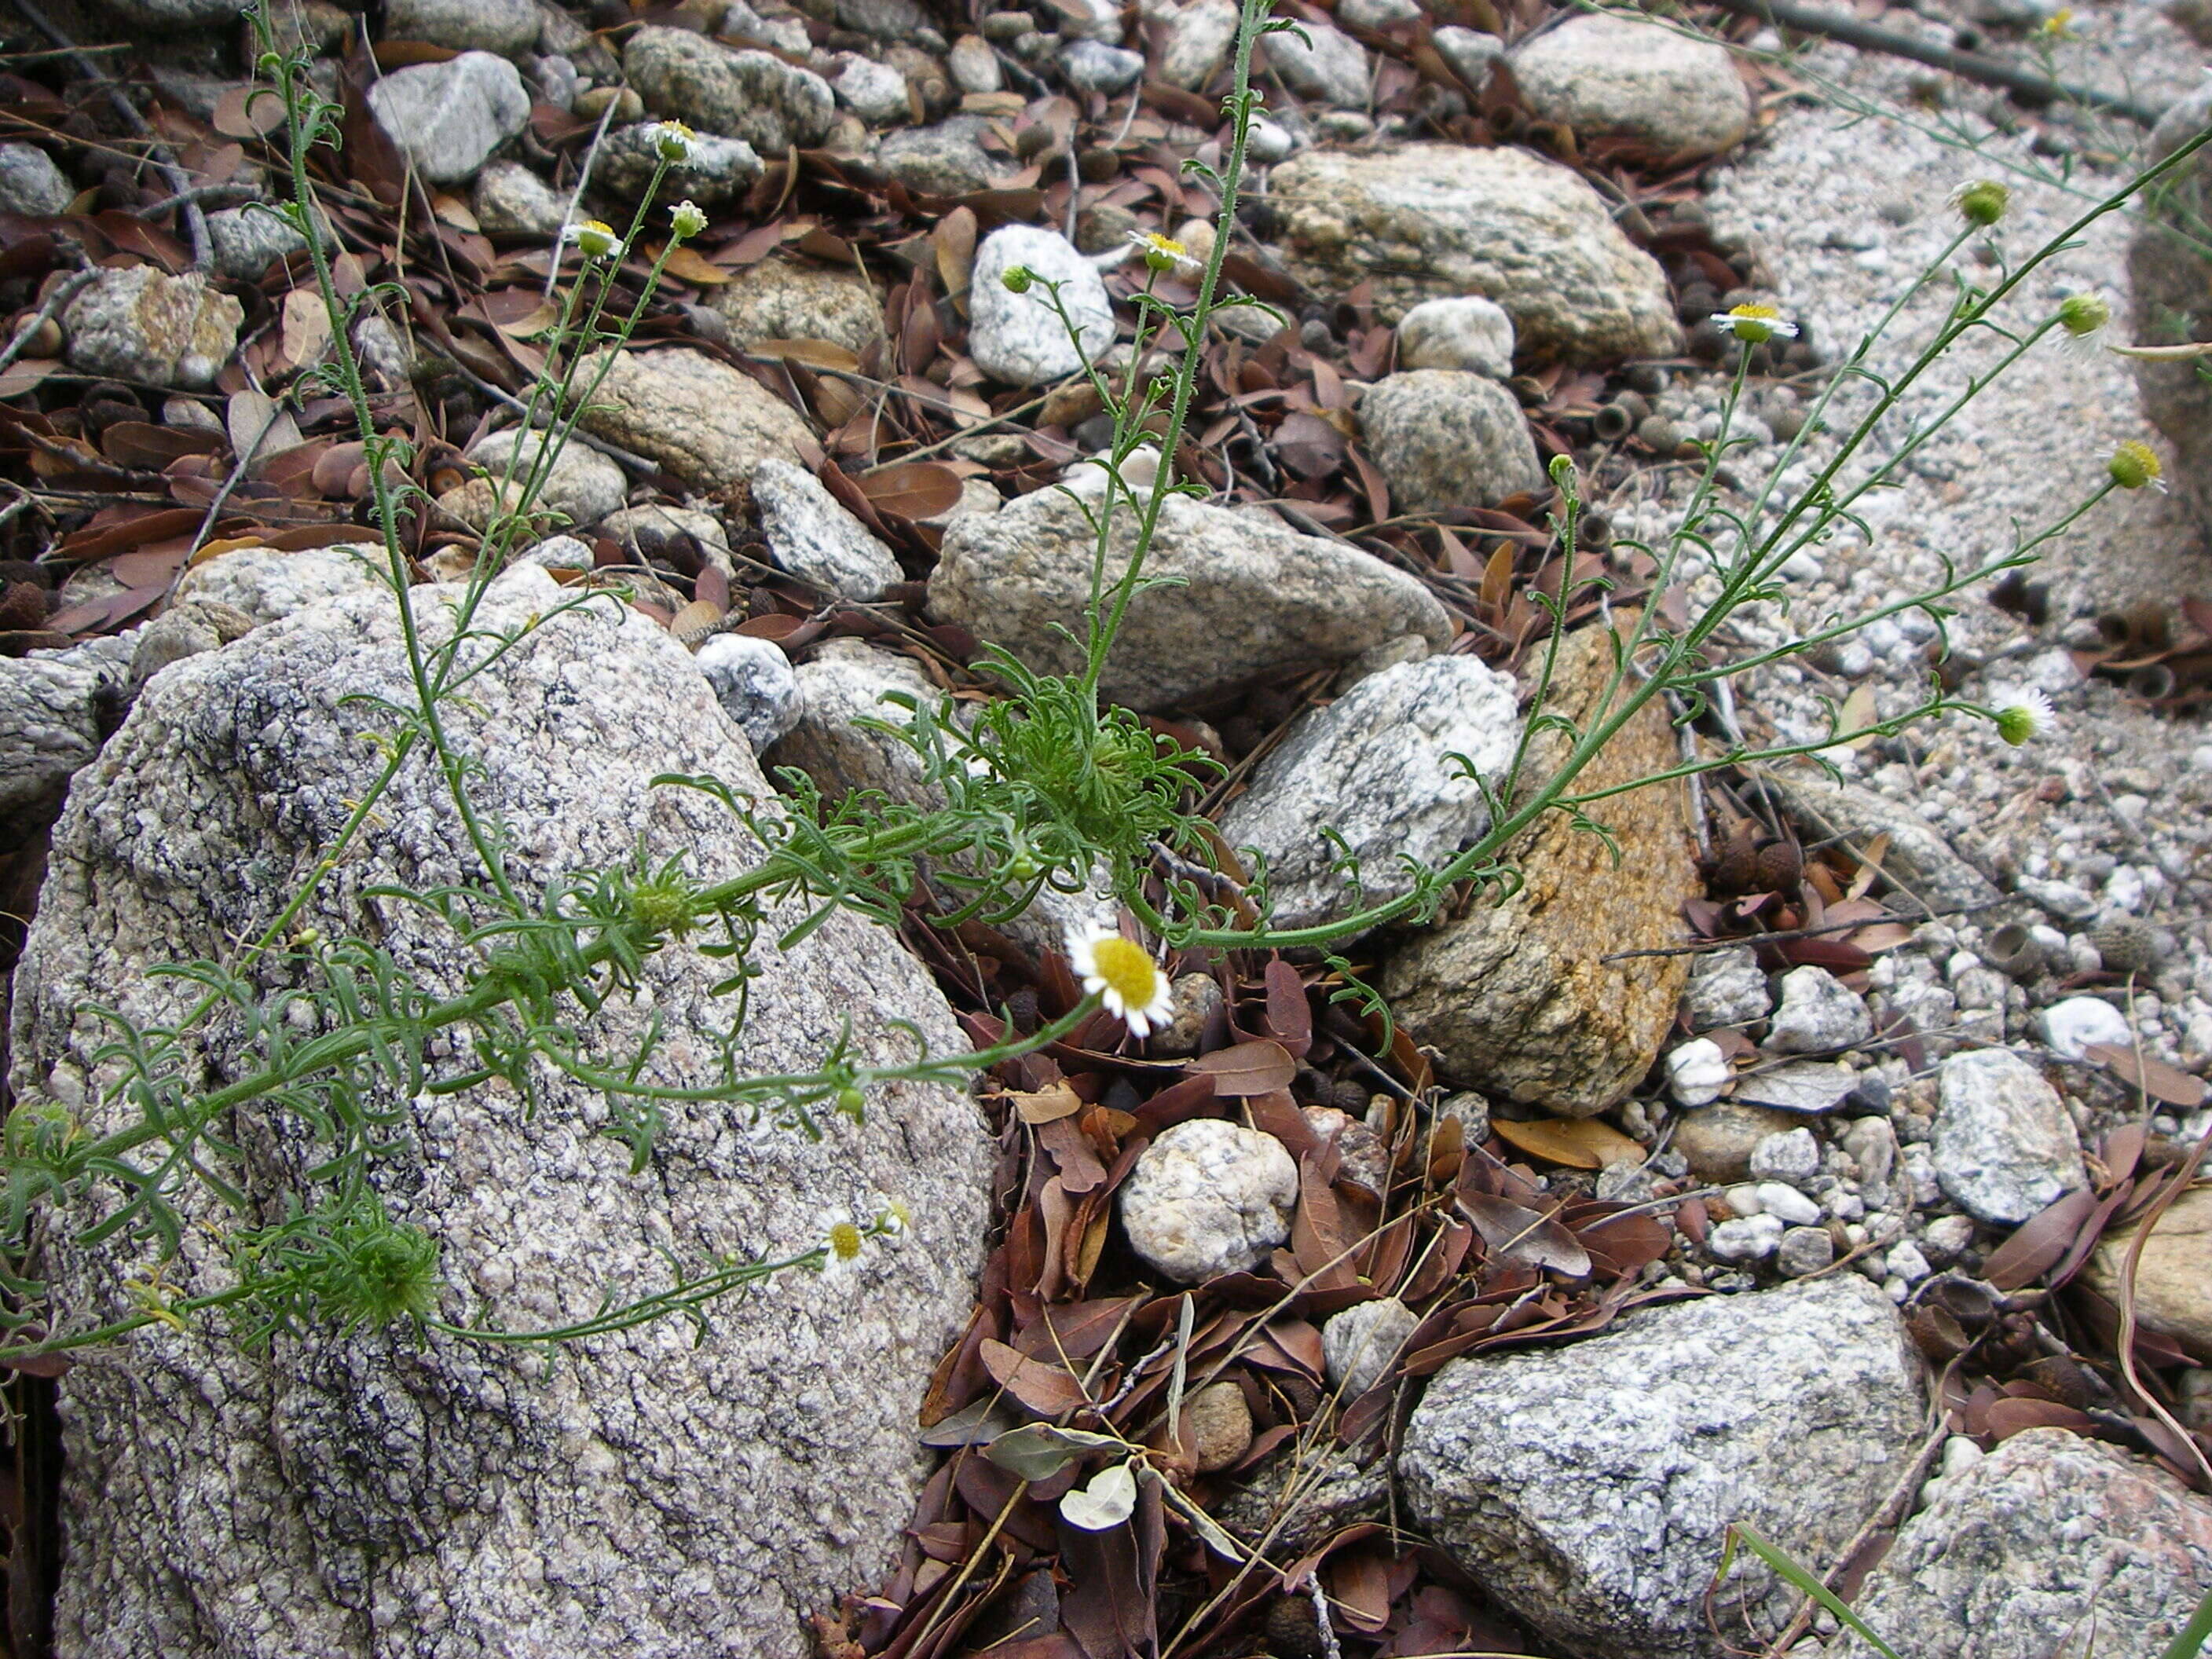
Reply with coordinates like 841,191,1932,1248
1752,838,1804,892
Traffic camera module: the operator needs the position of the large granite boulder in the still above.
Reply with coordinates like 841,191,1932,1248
10,567,992,1658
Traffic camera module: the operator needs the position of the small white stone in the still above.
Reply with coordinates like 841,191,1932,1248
1119,1118,1298,1283
1748,1127,1821,1186
1765,965,1873,1056
1666,1038,1731,1106
1396,295,1515,379
1321,1298,1418,1398
1708,1213,1785,1263
1753,1181,1822,1227
2037,994,2131,1060
696,632,802,753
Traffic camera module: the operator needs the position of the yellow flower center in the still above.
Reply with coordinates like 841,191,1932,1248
1728,303,1781,322
1090,936,1159,1012
1143,233,1188,259
2109,440,2162,490
828,1221,862,1261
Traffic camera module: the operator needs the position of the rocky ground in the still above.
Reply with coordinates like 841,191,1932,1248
0,0,2209,1655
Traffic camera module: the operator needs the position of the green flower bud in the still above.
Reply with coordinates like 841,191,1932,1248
2058,291,2111,338
1957,181,2009,227
2108,440,2162,490
1000,265,1035,295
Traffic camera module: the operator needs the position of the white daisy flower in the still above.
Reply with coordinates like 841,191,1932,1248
1711,302,1799,344
816,1209,866,1280
2056,291,2111,358
562,218,623,260
1067,925,1172,1040
1990,685,2055,745
1126,229,1202,276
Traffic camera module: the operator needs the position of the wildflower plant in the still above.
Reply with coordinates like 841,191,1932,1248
0,0,2207,1375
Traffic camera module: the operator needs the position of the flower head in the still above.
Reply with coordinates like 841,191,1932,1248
1128,229,1200,275
1954,180,2010,227
2055,291,2112,358
1000,264,1035,295
815,1210,866,1280
2038,6,2078,38
2109,439,2165,491
565,218,623,261
1067,925,1172,1040
873,1195,913,1238
1990,685,2054,745
669,199,708,241
650,119,698,163
1712,303,1800,346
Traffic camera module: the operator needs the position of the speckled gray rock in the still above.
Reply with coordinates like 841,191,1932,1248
85,0,239,24
0,647,118,826
472,159,567,236
1932,1049,2089,1225
696,632,803,752
172,544,386,624
711,259,887,357
1321,1298,1416,1399
1402,1276,1925,1659
64,267,243,391
1119,1118,1298,1282
624,26,835,154
1160,0,1236,89
949,35,1001,94
928,488,1451,712
594,123,764,211
1396,295,1514,379
367,53,531,185
1269,144,1679,356
876,118,1013,196
1686,946,1770,1028
1763,965,1872,1054
835,0,932,38
0,142,72,217
749,459,902,601
205,204,328,282
1380,625,1695,1115
1361,370,1544,512
443,427,630,531
572,348,813,491
1220,655,1516,932
833,56,911,123
1062,38,1144,94
13,567,991,1659
2129,82,2212,533
968,225,1115,386
384,0,542,55
1262,18,1368,107
1830,1431,2212,1659
1508,15,1751,159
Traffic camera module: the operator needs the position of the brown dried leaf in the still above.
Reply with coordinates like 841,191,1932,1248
1489,1116,1643,1170
2083,1042,2208,1108
981,1337,1090,1416
1983,1187,2100,1291
1013,1082,1086,1124
1189,1039,1296,1098
857,459,962,521
1457,1191,1591,1277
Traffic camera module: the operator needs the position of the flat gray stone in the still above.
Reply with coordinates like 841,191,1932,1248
205,204,327,282
1061,38,1144,94
571,348,813,493
383,0,543,55
877,116,1016,197
1509,15,1751,159
1270,143,1679,357
1396,295,1515,379
1401,1277,1925,1659
967,225,1115,386
1932,1049,2089,1224
833,56,912,123
749,458,902,601
367,52,532,185
593,123,763,211
623,25,835,154
1262,18,1369,107
928,489,1451,712
1221,655,1517,932
473,159,568,236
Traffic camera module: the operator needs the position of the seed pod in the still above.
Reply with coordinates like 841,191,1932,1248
1625,362,1668,396
1982,921,2042,980
2089,916,2159,976
1752,839,1803,892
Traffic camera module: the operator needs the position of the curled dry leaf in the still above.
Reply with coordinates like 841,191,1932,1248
1188,1039,1296,1098
1489,1115,1643,1170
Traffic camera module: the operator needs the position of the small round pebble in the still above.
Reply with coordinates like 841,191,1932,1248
1119,1118,1298,1283
1181,1380,1254,1472
1320,1298,1418,1399
1748,1126,1821,1185
1707,1213,1785,1263
1776,1225,1836,1277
